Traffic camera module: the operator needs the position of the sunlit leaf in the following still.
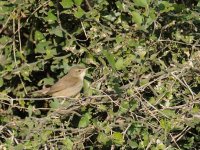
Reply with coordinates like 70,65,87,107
60,0,73,8
115,1,125,11
62,138,73,150
115,57,124,70
132,11,143,25
74,0,83,6
34,31,45,41
97,132,109,144
49,100,61,109
27,105,33,117
74,7,85,18
158,1,174,13
134,0,148,8
42,77,55,85
78,113,92,128
0,77,4,87
103,50,116,71
49,27,63,37
112,132,124,145
45,11,57,23
128,140,138,149
119,101,129,114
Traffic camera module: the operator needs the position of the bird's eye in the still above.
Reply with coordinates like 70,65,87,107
78,69,82,72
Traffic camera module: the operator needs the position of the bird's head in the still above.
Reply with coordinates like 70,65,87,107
69,65,88,79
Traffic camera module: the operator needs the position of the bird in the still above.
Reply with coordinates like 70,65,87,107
33,65,88,97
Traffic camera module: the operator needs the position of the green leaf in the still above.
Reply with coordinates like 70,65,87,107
132,11,143,25
112,132,124,145
0,77,4,87
27,105,33,117
158,1,174,13
42,77,55,85
115,35,123,43
45,49,57,59
97,132,109,144
49,100,61,109
34,30,45,41
130,100,138,111
74,7,85,18
182,35,194,44
119,101,129,114
137,49,146,59
103,51,116,71
15,144,24,150
145,9,155,28
149,97,156,105
161,109,176,117
0,36,12,45
97,105,107,111
62,138,73,150
78,113,92,128
45,11,57,24
115,1,124,11
49,27,63,37
41,130,52,142
197,1,200,7
103,14,116,21
128,140,138,149
140,78,149,86
60,0,74,8
74,0,83,6
34,41,51,54
124,54,136,66
19,99,25,107
83,79,93,96
134,0,148,8
115,57,124,70
160,119,172,132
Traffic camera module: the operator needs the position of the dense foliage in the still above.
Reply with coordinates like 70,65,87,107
1,0,200,149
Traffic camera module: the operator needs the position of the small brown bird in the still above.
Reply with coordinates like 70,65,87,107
34,65,87,97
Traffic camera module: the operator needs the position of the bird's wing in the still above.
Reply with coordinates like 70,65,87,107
47,76,80,94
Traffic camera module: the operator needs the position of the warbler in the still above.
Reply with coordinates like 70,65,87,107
34,65,88,97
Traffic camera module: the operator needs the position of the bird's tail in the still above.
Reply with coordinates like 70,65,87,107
31,87,50,95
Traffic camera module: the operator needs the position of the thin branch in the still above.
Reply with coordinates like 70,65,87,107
158,39,200,47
